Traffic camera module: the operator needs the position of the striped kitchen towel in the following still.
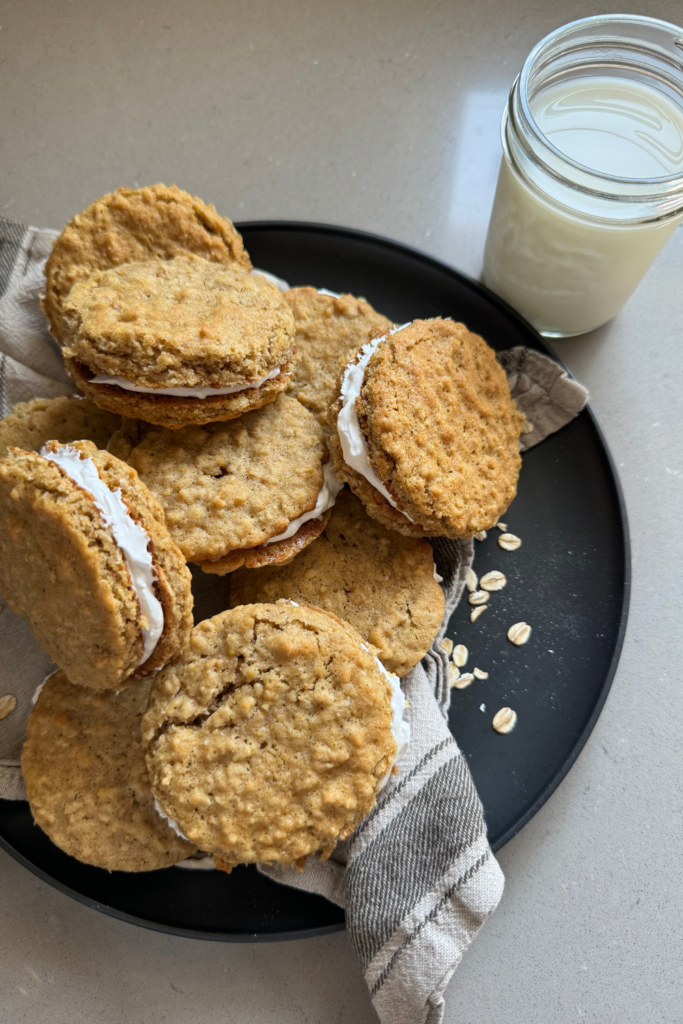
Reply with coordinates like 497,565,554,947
0,215,588,1024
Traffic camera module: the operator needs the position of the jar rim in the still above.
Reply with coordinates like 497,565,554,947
516,14,683,193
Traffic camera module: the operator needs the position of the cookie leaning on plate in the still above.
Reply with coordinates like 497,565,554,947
285,287,392,425
142,603,403,868
328,318,522,538
0,395,120,455
62,255,296,430
0,441,192,690
229,489,444,677
109,394,340,574
42,183,252,344
22,670,196,871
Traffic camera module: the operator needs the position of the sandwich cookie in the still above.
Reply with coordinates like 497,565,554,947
22,670,196,871
42,183,252,344
142,602,407,869
229,489,445,677
328,318,522,538
284,287,392,424
110,394,342,574
0,395,120,456
62,255,297,429
0,440,192,691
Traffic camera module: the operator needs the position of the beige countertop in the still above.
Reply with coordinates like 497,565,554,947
1,1,682,1021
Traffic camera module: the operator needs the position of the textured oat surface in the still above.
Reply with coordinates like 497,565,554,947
143,603,396,867
22,670,196,871
330,319,521,538
199,509,330,575
42,183,252,343
0,396,120,455
63,254,295,387
0,441,192,690
285,287,391,423
120,394,327,562
68,357,293,430
229,490,443,675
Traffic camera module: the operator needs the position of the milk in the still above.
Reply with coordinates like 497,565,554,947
484,76,683,336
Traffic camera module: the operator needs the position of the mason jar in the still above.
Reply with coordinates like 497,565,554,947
483,15,683,337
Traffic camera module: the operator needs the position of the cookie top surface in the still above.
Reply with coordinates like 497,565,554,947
63,255,296,387
0,396,120,455
142,603,397,866
43,184,252,343
341,319,521,537
230,490,444,676
285,288,392,423
0,441,192,690
119,394,328,562
22,671,196,871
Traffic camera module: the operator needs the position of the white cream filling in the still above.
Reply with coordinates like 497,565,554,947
433,562,444,583
153,795,191,842
337,325,414,522
32,668,59,706
359,645,410,789
318,287,342,298
89,365,281,399
265,461,343,545
40,445,164,666
251,268,290,292
175,856,217,871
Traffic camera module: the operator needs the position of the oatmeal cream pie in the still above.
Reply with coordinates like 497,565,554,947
22,670,196,871
0,395,120,456
110,393,342,574
43,183,252,344
62,255,296,429
0,441,192,691
142,602,409,869
229,489,444,677
328,318,522,538
285,287,392,424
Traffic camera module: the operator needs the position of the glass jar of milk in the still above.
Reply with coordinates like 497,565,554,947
483,15,683,337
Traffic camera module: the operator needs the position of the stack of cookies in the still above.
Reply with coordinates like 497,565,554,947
0,184,522,874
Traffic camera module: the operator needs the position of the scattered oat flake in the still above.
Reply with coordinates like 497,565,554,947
448,663,460,687
465,568,478,592
470,605,487,623
0,694,17,720
453,644,468,668
498,533,521,551
453,673,475,690
468,590,489,606
480,570,506,592
479,703,486,713
493,707,518,734
474,531,487,542
508,622,532,645
439,638,453,656
496,522,508,531
473,667,488,680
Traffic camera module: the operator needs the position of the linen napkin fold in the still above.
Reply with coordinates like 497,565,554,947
0,216,588,1024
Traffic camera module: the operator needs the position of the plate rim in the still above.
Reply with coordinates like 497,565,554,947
0,220,631,938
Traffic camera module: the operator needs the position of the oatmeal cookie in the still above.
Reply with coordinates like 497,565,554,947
142,603,398,867
0,395,119,455
229,490,444,676
22,670,196,871
285,287,391,424
43,183,251,343
329,319,522,537
115,394,334,570
0,441,192,690
63,255,296,429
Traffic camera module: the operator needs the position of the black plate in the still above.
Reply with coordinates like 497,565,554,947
0,223,630,941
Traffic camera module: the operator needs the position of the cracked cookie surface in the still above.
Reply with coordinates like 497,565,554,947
22,670,196,871
229,490,444,676
143,602,397,867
